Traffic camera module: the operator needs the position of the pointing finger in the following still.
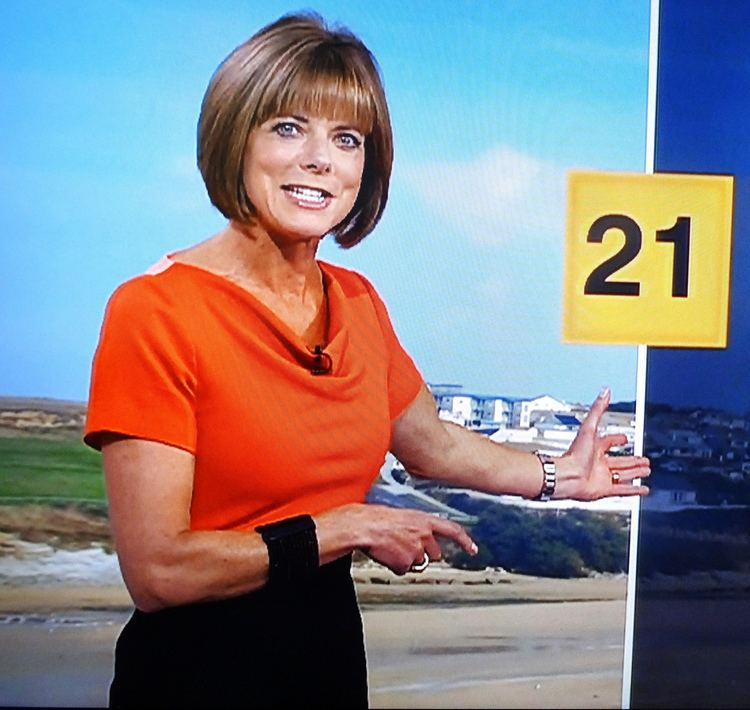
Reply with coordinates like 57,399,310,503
429,516,478,556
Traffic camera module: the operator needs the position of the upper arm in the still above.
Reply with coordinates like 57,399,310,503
102,436,195,590
85,279,198,453
390,385,453,477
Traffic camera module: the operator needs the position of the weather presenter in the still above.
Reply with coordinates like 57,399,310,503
83,13,650,708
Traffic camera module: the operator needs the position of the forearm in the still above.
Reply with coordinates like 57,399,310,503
119,509,368,612
391,386,649,502
121,528,270,612
123,501,474,610
401,420,546,499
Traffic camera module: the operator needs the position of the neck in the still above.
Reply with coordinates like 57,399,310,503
221,220,323,301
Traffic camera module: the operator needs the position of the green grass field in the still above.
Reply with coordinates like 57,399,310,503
0,435,105,503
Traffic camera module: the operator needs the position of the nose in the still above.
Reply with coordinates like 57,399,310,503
300,132,332,174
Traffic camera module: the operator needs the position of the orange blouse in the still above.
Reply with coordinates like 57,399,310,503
84,258,422,531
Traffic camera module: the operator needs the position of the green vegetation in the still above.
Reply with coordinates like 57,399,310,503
437,491,630,578
0,435,105,503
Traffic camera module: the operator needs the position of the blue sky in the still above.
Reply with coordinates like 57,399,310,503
0,0,650,404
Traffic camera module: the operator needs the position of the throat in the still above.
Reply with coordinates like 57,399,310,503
300,283,329,349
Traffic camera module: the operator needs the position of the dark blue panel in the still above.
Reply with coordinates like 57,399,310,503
631,1,750,707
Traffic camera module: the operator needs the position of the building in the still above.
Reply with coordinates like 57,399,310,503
428,383,512,429
511,394,571,429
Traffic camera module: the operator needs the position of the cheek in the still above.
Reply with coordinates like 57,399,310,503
242,162,281,210
342,154,366,192
242,169,269,209
243,141,295,186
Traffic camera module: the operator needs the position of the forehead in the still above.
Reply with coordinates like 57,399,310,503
259,65,376,134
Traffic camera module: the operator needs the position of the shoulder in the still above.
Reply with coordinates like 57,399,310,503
99,263,203,352
105,260,195,318
95,262,199,367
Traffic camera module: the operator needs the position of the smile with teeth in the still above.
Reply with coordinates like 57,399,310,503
283,185,333,206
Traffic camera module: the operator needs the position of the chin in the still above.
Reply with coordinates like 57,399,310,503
282,216,342,241
273,223,333,243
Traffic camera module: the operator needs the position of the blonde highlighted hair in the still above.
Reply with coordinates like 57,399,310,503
198,13,393,247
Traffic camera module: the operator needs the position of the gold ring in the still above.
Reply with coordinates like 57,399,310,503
612,472,621,484
410,552,430,573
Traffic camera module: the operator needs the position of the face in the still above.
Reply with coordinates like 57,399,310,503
242,114,366,242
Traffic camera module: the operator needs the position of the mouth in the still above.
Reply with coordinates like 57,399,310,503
282,184,333,208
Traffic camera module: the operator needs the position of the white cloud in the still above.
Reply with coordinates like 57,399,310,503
399,145,566,245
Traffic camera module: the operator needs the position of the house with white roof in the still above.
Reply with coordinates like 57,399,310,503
511,394,571,429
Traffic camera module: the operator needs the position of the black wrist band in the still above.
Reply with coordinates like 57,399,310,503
256,514,319,586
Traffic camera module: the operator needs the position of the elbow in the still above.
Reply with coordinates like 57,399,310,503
121,558,185,613
391,421,460,483
395,441,455,482
401,460,432,480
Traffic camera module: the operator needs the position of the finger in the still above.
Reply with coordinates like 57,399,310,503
606,455,650,470
599,433,628,451
428,517,478,556
390,530,423,575
578,387,611,435
611,483,650,497
605,458,651,479
610,472,645,487
409,551,430,573
423,536,442,562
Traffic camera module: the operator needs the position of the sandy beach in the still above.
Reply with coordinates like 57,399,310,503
0,597,627,709
364,600,626,709
0,558,628,708
0,513,629,708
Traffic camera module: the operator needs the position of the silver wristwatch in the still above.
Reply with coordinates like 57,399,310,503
534,452,556,501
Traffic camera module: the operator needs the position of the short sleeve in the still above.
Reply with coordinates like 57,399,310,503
359,276,423,421
84,279,198,452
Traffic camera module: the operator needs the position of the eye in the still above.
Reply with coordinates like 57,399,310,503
335,131,363,150
272,121,302,138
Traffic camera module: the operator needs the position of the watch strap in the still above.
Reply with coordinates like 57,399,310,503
534,452,556,501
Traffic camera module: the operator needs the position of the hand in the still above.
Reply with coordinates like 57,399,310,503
320,503,478,576
555,387,650,501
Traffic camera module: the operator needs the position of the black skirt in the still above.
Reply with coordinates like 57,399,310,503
109,555,368,708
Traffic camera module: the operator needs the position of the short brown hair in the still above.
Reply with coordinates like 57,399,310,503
197,12,393,248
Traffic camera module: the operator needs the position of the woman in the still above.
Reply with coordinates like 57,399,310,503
85,12,650,708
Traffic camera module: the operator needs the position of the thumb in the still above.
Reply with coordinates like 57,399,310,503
579,386,610,434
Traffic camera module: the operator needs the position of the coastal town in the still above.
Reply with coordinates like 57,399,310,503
422,384,750,511
2,388,749,513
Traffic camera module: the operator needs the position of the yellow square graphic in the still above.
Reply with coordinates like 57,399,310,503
562,171,734,347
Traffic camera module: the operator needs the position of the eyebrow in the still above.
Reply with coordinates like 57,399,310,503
287,114,363,133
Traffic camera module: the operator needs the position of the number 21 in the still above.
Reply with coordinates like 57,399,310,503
583,214,691,298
